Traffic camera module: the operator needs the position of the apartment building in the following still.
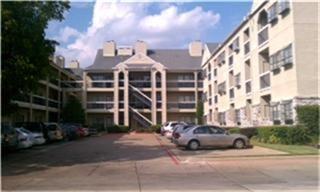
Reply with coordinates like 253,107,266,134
202,0,319,127
9,57,84,123
83,40,214,129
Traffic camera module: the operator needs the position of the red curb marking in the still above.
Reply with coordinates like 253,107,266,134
154,134,180,165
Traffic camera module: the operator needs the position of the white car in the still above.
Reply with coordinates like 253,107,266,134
15,128,33,149
161,122,179,136
19,128,45,145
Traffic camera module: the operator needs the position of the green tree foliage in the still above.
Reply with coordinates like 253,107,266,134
62,97,85,124
2,1,70,115
196,100,204,124
296,105,319,136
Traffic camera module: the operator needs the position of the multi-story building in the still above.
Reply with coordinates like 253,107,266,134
8,57,83,123
202,0,319,127
83,40,214,129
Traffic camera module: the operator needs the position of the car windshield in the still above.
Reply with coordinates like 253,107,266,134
19,128,32,134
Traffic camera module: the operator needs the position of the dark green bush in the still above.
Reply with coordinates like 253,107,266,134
150,124,161,133
255,126,311,145
296,105,319,136
106,125,130,133
92,124,105,132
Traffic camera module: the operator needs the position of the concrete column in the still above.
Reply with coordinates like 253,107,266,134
124,70,130,126
194,71,198,124
113,70,119,125
151,69,157,125
161,70,167,123
58,70,62,121
82,72,88,122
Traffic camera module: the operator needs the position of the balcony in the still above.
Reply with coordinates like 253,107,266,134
130,80,151,88
49,78,59,86
167,80,195,88
89,80,113,88
87,101,113,110
245,81,252,94
244,42,250,55
32,95,46,106
260,104,271,120
258,27,269,46
167,102,196,109
48,99,59,108
61,81,83,89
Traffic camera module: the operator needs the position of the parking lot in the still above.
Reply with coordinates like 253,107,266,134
2,133,319,191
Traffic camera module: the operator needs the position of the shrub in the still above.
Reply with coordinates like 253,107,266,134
150,124,161,133
255,126,311,145
296,105,319,136
106,125,130,133
226,127,257,138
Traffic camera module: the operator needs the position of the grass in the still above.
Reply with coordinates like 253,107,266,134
252,139,319,155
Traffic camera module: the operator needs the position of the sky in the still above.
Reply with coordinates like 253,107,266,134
45,1,252,68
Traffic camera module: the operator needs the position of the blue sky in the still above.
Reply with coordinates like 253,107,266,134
46,1,252,67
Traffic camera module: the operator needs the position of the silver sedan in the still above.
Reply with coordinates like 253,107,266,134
172,125,250,150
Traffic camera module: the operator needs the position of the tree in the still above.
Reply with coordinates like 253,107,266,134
1,1,70,115
196,100,204,124
62,97,85,124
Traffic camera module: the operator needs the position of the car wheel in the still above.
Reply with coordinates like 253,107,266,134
188,140,199,150
233,139,245,149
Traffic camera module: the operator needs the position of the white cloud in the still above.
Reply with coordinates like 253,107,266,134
54,26,82,43
53,2,220,68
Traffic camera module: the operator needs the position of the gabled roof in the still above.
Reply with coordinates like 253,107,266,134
205,43,220,53
86,49,203,71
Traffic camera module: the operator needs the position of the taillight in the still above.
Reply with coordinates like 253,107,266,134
173,133,180,139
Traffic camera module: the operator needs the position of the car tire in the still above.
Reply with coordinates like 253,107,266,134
188,140,199,150
233,139,245,149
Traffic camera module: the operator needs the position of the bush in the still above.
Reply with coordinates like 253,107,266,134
150,125,161,133
106,125,130,133
132,125,161,133
254,126,311,145
227,127,257,138
296,105,319,136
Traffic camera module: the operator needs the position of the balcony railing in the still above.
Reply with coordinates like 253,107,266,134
87,101,113,109
32,95,46,106
48,99,59,108
49,78,59,86
88,80,113,88
61,81,83,89
130,80,151,88
167,80,195,88
167,102,196,109
258,27,269,46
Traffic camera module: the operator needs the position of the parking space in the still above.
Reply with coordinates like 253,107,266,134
2,133,318,191
155,134,288,162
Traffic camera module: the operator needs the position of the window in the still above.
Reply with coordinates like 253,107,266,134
268,3,278,23
229,55,233,66
271,103,281,121
283,44,293,65
218,82,226,95
260,73,270,89
213,68,217,77
209,127,225,134
243,28,250,42
233,38,240,52
282,100,293,120
214,95,218,104
229,88,235,99
244,42,250,55
235,109,241,123
278,0,290,14
217,51,226,66
270,43,293,71
245,81,252,93
235,73,241,88
194,127,211,134
218,112,226,125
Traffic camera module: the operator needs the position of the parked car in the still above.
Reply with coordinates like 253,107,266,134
171,124,195,141
18,127,45,145
1,123,18,152
15,128,33,149
44,123,64,141
161,121,181,136
172,125,250,150
60,123,81,140
15,122,49,141
165,122,188,139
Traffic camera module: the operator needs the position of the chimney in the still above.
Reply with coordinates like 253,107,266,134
134,40,147,55
55,55,65,68
69,60,80,68
189,41,203,57
117,46,133,56
103,40,116,57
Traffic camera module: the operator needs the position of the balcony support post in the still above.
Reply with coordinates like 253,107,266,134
161,70,167,123
113,70,119,125
151,69,157,125
124,70,129,126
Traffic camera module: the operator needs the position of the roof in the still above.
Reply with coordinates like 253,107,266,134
86,49,131,70
86,49,203,71
205,43,220,53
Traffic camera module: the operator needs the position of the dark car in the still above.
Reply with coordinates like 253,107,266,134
15,122,49,142
60,123,80,140
1,123,18,152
